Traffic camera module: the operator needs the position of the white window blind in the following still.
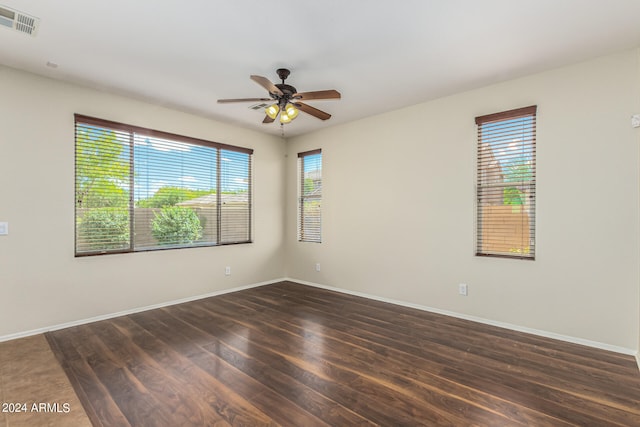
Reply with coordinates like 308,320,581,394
298,149,322,243
476,106,536,260
75,114,252,256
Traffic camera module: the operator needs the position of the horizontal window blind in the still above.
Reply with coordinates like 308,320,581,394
75,123,132,254
298,149,322,243
476,106,536,260
75,114,253,256
220,149,252,244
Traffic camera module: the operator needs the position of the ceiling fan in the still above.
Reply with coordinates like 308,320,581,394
217,68,341,124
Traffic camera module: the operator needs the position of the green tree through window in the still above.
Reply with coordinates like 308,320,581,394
75,127,129,208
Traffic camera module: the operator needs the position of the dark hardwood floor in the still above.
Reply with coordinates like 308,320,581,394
46,281,640,426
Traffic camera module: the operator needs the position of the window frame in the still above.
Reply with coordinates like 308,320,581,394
74,114,253,257
475,105,537,260
298,149,322,243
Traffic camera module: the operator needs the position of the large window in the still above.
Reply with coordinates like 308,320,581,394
476,106,536,260
75,114,252,256
298,149,322,243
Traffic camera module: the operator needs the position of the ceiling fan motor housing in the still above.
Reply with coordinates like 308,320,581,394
272,69,297,107
274,83,296,95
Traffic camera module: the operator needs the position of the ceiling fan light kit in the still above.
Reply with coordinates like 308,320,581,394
280,111,293,124
265,104,279,119
284,103,299,120
218,68,341,125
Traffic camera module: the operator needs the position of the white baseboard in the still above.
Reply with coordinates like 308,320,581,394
286,278,637,357
3,276,638,361
0,278,285,343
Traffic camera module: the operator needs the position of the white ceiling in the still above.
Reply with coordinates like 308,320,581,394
2,1,640,138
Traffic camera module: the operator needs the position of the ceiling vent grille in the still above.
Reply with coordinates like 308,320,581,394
249,103,270,111
0,5,39,36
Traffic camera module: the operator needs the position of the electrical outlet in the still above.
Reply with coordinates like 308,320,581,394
459,283,468,296
225,266,231,276
315,263,321,272
0,222,7,235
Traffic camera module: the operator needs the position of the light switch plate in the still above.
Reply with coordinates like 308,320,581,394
632,114,640,128
0,222,8,235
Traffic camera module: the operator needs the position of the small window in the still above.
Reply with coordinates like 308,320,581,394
475,106,536,260
75,114,252,256
298,149,322,242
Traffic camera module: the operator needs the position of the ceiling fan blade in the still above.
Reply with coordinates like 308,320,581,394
295,102,332,120
217,97,272,103
250,75,283,96
262,115,275,124
293,90,341,101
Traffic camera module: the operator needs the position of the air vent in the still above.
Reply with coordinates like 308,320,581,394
249,103,270,111
0,5,39,36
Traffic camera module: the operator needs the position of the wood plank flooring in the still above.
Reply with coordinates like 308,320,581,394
45,281,640,426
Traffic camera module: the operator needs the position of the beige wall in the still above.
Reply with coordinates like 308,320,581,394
286,49,640,351
2,49,640,354
0,66,286,338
